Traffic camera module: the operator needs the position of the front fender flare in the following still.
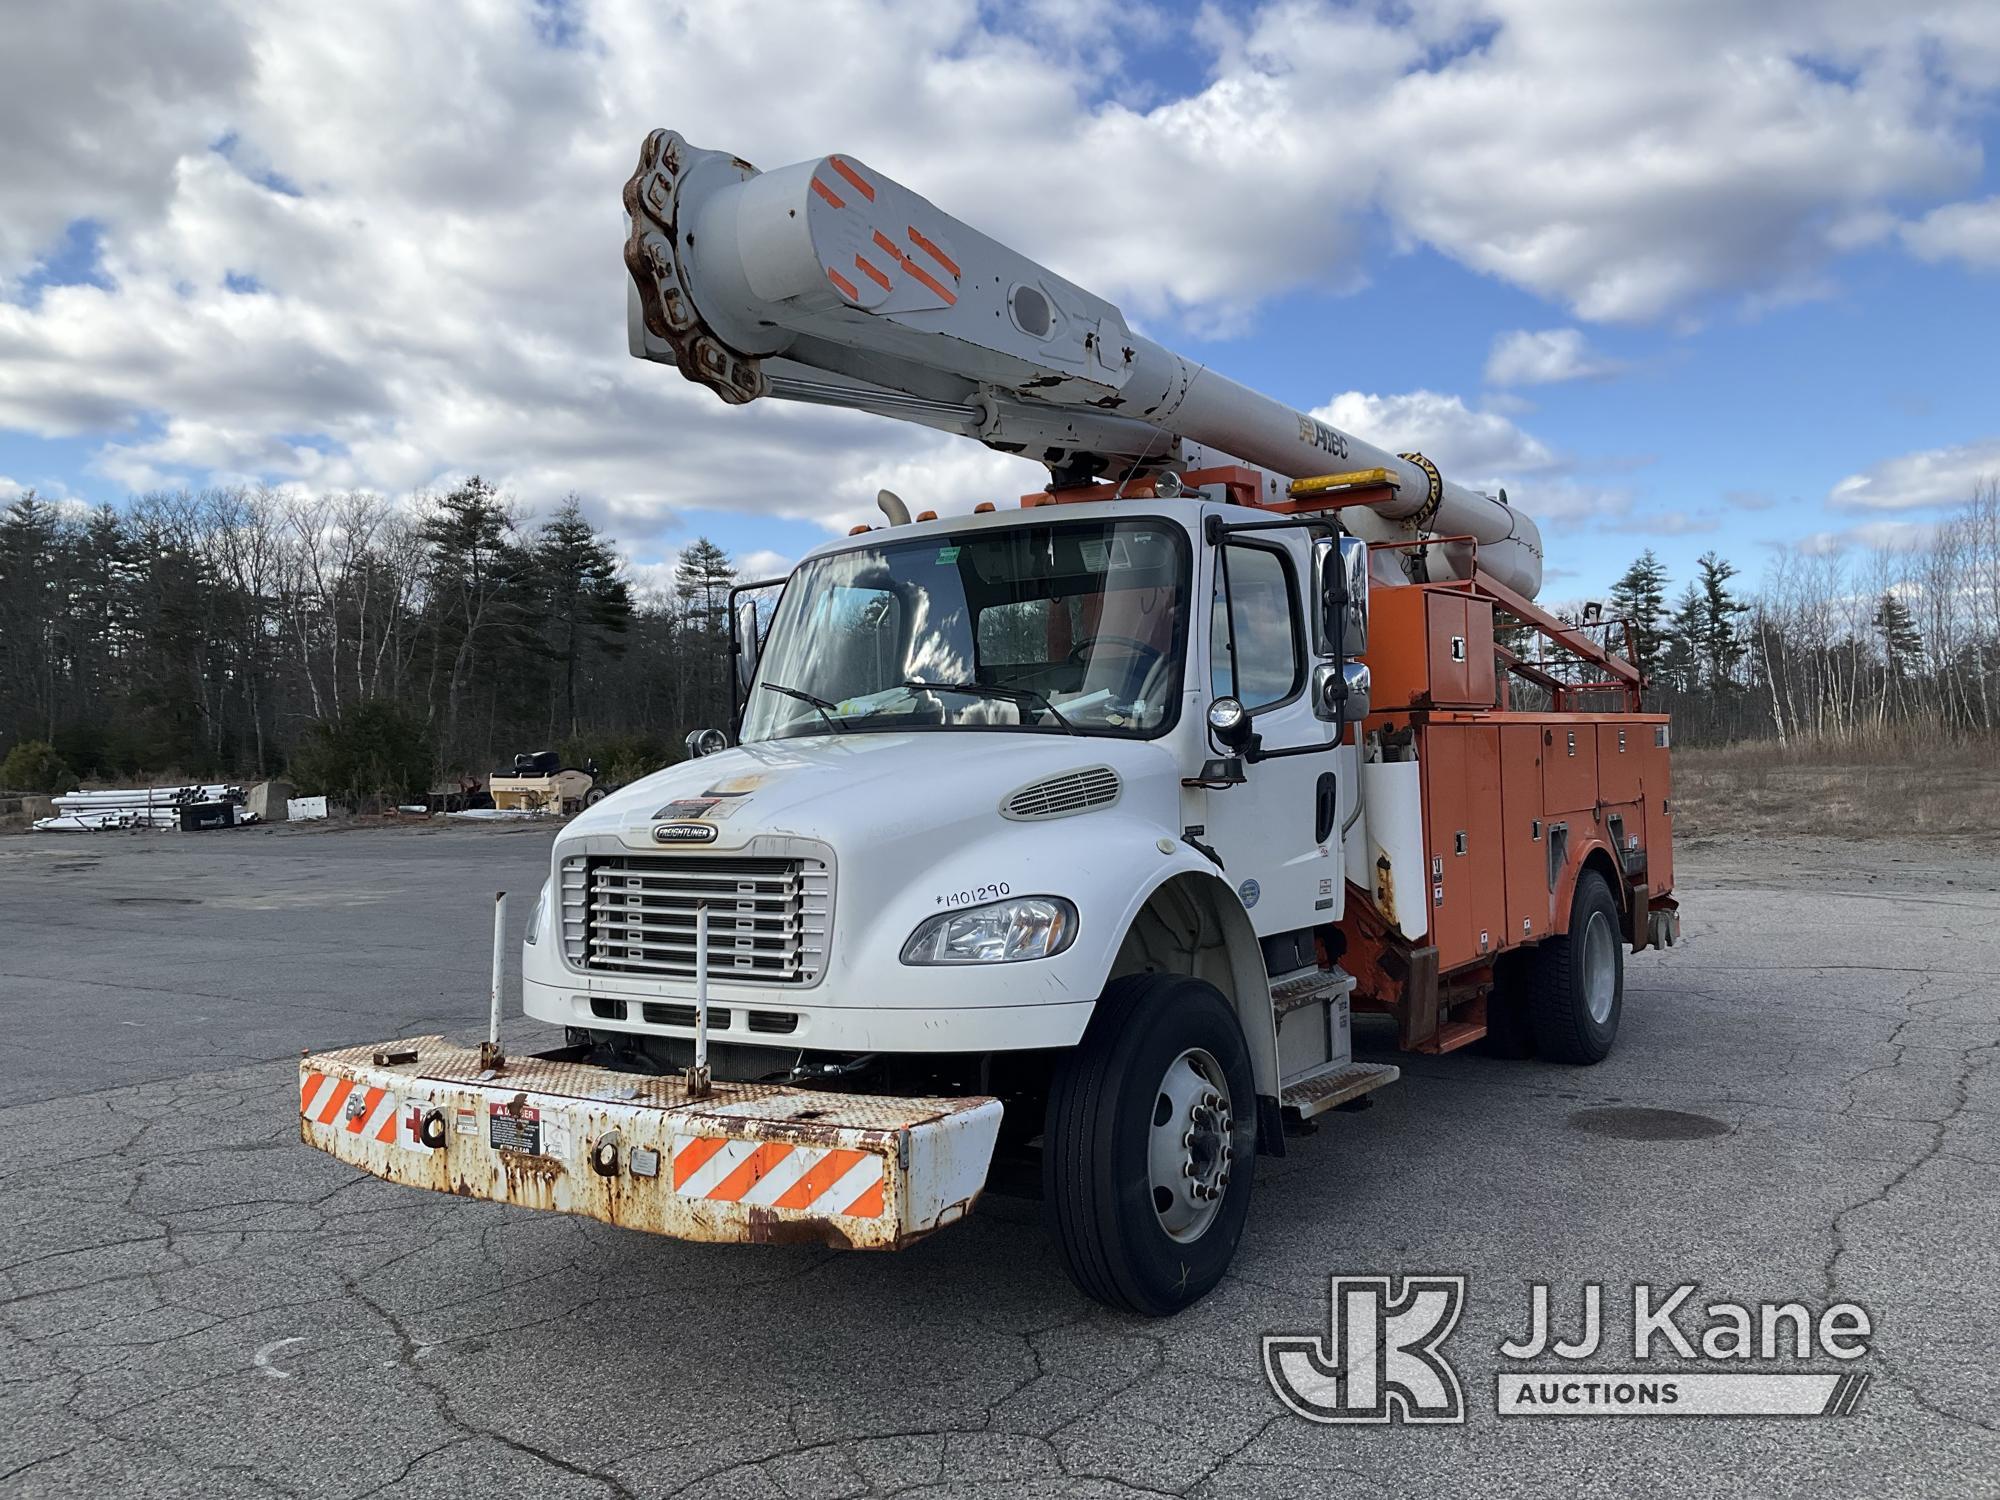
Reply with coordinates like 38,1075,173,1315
1069,853,1280,1101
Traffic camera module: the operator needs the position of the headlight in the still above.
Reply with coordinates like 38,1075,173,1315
524,877,550,945
901,896,1077,965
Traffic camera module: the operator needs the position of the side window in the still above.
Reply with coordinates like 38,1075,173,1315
1211,544,1302,709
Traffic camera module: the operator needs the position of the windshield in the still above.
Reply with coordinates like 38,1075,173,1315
740,517,1191,742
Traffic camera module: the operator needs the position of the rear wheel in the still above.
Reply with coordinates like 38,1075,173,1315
1044,973,1257,1315
1524,869,1623,1063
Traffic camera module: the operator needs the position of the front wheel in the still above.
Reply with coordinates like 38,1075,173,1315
1043,973,1257,1315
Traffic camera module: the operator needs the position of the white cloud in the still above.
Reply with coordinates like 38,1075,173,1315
1797,519,1945,555
1901,195,2000,269
1828,438,2000,511
1485,328,1621,387
1623,508,1720,536
1,0,1997,538
1526,479,1632,524
1313,389,1558,479
1310,387,1632,526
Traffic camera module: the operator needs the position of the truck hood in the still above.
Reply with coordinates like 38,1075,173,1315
566,731,1177,850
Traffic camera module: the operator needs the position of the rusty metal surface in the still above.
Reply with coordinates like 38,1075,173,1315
300,1039,1002,1251
622,128,767,406
1280,1061,1400,1119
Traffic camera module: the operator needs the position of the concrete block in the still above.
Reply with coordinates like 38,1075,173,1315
247,780,294,822
22,795,55,821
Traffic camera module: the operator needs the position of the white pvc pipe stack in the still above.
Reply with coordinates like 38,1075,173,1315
35,784,245,833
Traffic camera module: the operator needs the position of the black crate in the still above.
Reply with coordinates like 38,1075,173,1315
178,801,237,832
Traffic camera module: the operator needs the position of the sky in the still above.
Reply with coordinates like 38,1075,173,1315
3,0,1999,602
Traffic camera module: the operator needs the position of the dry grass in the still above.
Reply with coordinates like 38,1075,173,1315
1674,738,2000,841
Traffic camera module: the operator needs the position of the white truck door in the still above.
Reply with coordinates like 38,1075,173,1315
1197,531,1341,936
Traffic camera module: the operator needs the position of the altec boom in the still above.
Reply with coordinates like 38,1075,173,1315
302,129,1678,1315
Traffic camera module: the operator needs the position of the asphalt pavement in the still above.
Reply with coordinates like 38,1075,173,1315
2,820,1995,1497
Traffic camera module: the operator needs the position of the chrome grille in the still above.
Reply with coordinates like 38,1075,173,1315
1002,765,1121,821
573,854,830,983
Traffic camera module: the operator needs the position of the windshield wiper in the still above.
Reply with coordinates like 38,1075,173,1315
760,681,849,735
902,680,1077,734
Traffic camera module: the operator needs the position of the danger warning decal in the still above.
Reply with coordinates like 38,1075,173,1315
300,1072,399,1144
488,1104,542,1155
669,1136,885,1218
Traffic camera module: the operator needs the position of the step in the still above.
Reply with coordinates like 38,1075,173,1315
1269,965,1355,1019
1280,1060,1401,1120
1425,1020,1488,1054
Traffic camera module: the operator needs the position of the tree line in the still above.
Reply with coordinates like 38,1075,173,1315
3,477,1996,800
0,479,740,802
1604,483,2000,746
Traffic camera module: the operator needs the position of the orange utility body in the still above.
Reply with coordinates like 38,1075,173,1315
1026,465,1679,1058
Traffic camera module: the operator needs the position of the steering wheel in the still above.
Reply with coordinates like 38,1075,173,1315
1067,633,1164,671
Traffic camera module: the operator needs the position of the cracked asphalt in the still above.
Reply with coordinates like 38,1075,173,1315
2,821,1996,1497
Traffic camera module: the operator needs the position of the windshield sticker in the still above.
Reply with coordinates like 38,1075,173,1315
936,545,960,564
655,798,719,822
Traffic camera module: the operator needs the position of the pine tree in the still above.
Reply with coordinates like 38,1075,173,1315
1872,590,1922,720
533,496,633,739
419,476,537,766
0,493,64,742
673,538,736,730
1696,550,1748,692
1660,582,1704,696
1608,548,1670,680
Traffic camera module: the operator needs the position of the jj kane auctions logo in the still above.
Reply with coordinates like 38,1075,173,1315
1265,1277,1873,1421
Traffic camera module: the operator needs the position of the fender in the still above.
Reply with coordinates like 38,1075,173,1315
1081,852,1282,1104
1551,832,1629,936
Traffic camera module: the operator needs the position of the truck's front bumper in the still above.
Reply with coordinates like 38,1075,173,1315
299,1038,1003,1250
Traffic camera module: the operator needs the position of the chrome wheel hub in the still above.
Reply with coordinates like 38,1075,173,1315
1583,909,1616,1025
1148,1047,1233,1243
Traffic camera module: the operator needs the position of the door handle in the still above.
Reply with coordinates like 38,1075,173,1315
1314,772,1337,845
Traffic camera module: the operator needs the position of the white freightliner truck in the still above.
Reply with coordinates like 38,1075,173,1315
301,131,1678,1314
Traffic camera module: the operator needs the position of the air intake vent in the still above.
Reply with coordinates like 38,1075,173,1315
1002,765,1121,821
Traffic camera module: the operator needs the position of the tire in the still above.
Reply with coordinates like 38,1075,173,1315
583,787,609,807
1043,973,1257,1316
1524,869,1624,1064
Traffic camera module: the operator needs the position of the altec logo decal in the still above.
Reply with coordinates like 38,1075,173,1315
653,822,717,844
1264,1276,1467,1423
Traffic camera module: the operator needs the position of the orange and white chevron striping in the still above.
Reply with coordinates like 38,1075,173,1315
670,1134,885,1218
300,1071,399,1144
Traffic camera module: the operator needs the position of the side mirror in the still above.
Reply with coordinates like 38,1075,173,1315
1339,661,1371,724
1312,535,1371,658
1206,695,1255,751
1311,661,1373,724
685,727,728,759
1337,536,1369,656
732,597,762,694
